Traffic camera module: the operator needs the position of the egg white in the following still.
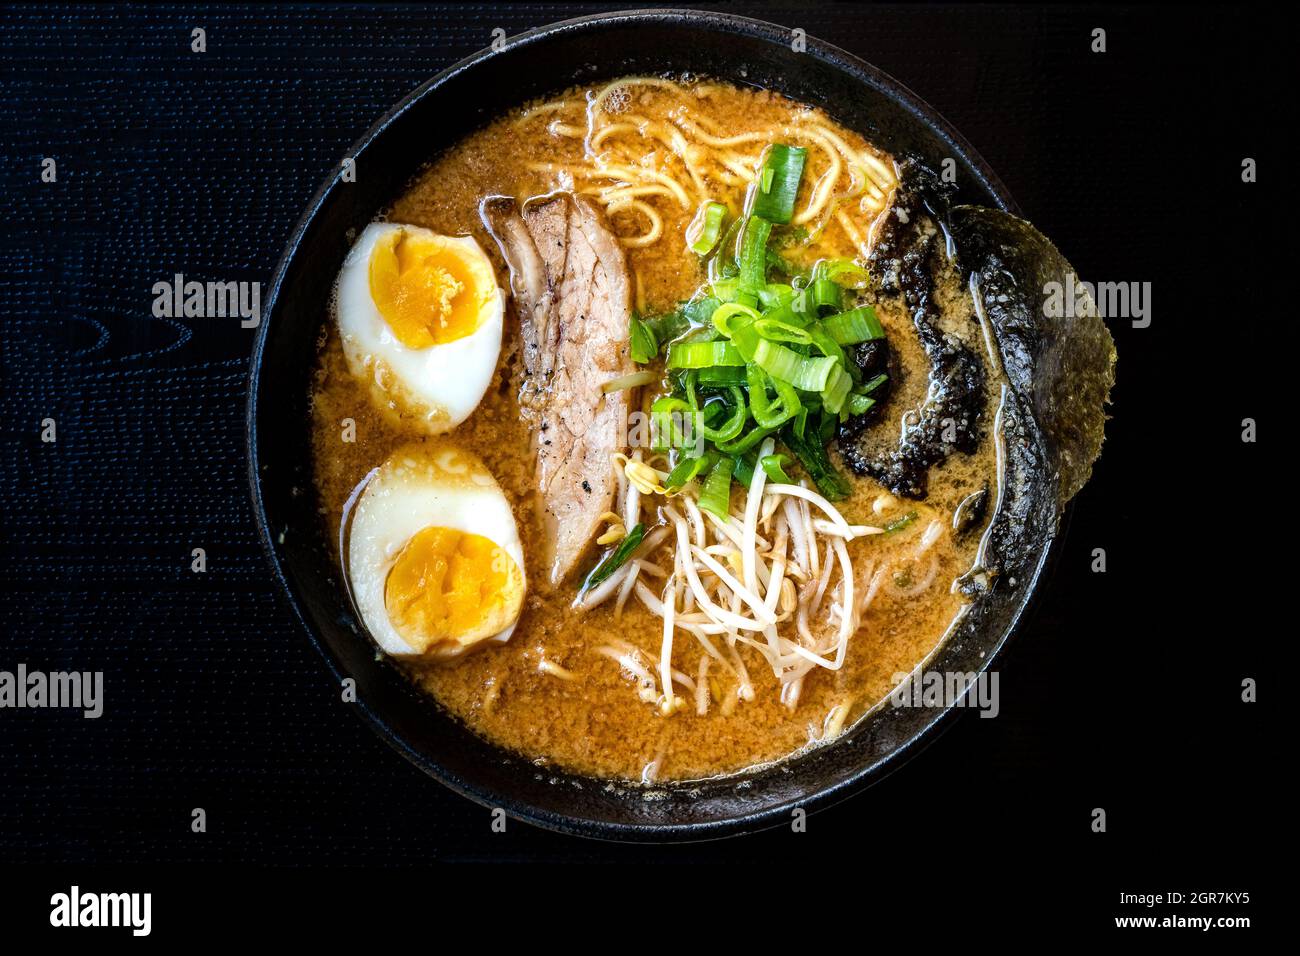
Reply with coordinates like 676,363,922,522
334,222,504,433
347,443,526,660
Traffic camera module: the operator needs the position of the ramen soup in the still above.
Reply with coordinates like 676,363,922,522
310,76,1005,782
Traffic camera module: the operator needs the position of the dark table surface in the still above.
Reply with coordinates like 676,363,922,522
0,2,1278,876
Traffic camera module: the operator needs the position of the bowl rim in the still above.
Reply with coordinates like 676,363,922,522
246,6,1051,842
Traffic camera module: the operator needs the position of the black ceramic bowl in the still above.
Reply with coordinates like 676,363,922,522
248,8,1053,840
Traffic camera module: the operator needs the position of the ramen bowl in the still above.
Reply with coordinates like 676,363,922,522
248,8,1072,841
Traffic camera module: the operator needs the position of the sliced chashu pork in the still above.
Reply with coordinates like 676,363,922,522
481,192,635,587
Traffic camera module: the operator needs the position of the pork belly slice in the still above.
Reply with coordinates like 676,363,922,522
482,192,635,587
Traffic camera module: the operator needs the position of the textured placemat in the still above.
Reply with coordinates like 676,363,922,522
0,3,1276,864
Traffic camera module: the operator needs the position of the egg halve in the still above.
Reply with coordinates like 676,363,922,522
348,443,526,661
335,222,504,432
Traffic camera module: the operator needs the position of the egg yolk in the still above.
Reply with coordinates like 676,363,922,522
369,230,485,349
384,526,523,653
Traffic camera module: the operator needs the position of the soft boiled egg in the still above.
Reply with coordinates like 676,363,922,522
348,442,526,661
335,222,504,432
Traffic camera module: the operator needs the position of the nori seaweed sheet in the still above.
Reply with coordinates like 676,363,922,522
950,205,1116,590
950,206,1117,508
837,160,1116,589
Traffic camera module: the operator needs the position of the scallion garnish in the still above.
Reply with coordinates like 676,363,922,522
667,340,746,369
732,452,756,486
665,454,714,490
846,393,877,416
821,305,885,345
696,365,748,386
750,144,807,224
631,308,696,364
649,396,695,451
821,364,853,415
759,453,794,483
737,215,773,293
884,511,919,534
746,364,801,428
753,316,813,345
629,317,658,364
582,522,646,593
698,456,735,520
629,139,886,508
781,420,851,500
687,200,728,256
859,373,888,394
701,387,748,443
817,258,871,289
757,283,796,310
717,423,778,456
749,337,838,392
807,276,843,314
707,218,744,283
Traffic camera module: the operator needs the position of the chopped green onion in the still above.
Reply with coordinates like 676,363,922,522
767,247,809,280
701,387,748,443
818,409,838,444
746,364,801,429
681,370,702,410
676,325,721,348
760,301,807,328
816,258,871,289
806,324,848,370
709,277,759,309
737,215,773,293
651,395,692,415
645,310,690,342
732,452,756,486
697,366,748,386
707,218,744,283
792,405,809,441
687,200,727,256
581,523,646,593
781,420,851,500
750,337,839,392
667,340,746,369
846,394,877,416
717,424,778,455
751,144,807,224
808,276,842,314
854,373,888,401
884,511,919,534
616,166,888,532
698,457,735,519
711,301,761,337
665,454,713,490
680,296,720,328
757,283,796,309
822,305,885,345
760,453,793,483
632,308,694,363
753,316,813,345
629,317,658,364
821,364,853,415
